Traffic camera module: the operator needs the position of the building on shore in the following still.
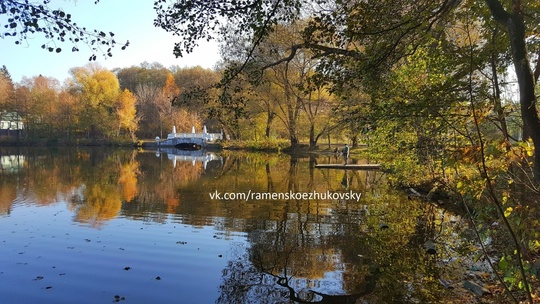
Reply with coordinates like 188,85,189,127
0,112,24,137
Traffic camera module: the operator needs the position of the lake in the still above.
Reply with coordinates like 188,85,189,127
0,147,476,303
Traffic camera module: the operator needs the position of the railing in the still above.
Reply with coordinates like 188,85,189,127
167,132,222,141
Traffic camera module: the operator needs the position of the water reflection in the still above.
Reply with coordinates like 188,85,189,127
156,147,222,169
0,147,469,303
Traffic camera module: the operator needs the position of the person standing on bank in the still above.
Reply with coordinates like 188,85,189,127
342,144,350,165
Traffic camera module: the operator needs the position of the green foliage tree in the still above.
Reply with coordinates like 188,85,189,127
154,1,540,300
154,0,540,179
484,0,540,180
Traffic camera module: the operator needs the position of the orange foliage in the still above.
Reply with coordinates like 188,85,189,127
0,184,16,215
163,72,180,100
166,197,180,213
118,160,140,202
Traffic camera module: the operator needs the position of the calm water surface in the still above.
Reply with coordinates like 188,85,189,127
0,147,469,303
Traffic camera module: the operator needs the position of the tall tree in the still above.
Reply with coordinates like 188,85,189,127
116,63,169,92
173,66,220,113
56,90,79,140
163,72,180,105
70,64,121,139
134,83,162,138
155,0,540,179
0,66,15,110
15,75,60,138
484,0,540,180
302,85,334,149
116,89,138,140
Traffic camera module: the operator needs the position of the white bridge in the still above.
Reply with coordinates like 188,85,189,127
157,126,222,148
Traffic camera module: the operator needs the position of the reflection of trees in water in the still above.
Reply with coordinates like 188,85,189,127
69,150,141,228
0,149,468,301
0,148,142,222
123,151,205,216
216,242,266,304
204,153,384,302
211,156,463,303
72,183,123,227
357,193,462,303
0,183,16,215
118,154,140,202
215,185,377,303
216,224,379,304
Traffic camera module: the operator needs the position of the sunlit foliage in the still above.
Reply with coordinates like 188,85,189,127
116,89,138,140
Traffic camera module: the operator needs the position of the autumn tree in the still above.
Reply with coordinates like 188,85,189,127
115,63,172,139
484,0,540,180
302,84,335,148
116,89,139,140
31,75,60,136
254,81,279,139
56,90,79,140
10,85,30,138
69,64,121,139
12,75,61,138
161,72,184,132
173,66,220,112
116,62,170,92
0,65,14,110
172,67,222,133
254,23,335,147
134,83,162,138
153,73,176,136
154,0,540,179
163,72,180,101
207,70,251,140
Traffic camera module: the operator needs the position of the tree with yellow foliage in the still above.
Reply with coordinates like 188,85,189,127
116,89,139,141
70,64,121,139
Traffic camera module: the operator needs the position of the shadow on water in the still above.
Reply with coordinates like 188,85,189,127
0,147,479,303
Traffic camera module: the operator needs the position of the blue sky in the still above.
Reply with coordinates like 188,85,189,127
0,0,221,83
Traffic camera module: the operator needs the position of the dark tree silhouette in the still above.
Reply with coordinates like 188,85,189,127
1,0,129,60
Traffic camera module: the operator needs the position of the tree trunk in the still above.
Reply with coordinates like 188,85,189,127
327,132,331,149
486,0,540,181
351,134,358,148
309,124,316,149
289,133,299,146
288,118,299,146
490,28,510,142
265,112,274,138
508,16,540,181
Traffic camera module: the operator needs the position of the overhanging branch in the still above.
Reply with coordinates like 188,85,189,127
261,43,364,70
